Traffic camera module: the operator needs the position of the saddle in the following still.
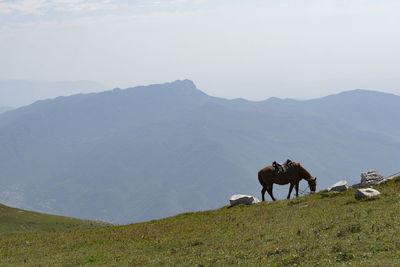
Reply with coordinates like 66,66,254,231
272,159,293,174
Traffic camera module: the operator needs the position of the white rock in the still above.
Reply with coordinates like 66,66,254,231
360,170,384,186
328,180,348,192
229,194,260,206
355,188,381,200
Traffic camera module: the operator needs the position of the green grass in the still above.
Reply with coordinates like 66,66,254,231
0,204,111,236
1,177,400,266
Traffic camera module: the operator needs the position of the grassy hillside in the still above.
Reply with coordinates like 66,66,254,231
0,203,111,236
1,177,399,266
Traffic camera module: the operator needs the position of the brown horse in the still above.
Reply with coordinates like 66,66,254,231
258,161,317,201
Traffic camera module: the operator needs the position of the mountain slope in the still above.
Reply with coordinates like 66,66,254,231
0,203,110,236
1,177,399,266
0,80,399,223
305,89,400,139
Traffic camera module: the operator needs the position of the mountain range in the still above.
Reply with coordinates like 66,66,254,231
0,80,399,224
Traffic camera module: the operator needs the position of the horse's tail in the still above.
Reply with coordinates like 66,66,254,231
258,170,266,187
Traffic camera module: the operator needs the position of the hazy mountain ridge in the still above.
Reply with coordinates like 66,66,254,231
0,80,107,108
0,80,399,223
0,107,13,114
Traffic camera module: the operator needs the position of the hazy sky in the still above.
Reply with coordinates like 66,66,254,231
1,0,399,100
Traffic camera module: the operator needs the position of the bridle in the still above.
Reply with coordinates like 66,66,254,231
298,184,310,196
299,178,316,196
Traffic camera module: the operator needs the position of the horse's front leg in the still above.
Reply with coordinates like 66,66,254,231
295,182,300,197
287,183,294,199
267,184,276,201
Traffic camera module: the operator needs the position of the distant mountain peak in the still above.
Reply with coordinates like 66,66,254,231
170,79,197,89
134,79,207,98
124,79,200,95
328,89,399,98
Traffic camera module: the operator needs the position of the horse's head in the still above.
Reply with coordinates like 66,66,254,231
308,177,317,193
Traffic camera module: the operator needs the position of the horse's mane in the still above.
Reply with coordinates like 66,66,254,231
294,162,313,181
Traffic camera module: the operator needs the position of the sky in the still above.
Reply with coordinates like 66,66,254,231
1,0,400,100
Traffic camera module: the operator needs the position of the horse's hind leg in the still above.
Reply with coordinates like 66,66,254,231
261,187,267,201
